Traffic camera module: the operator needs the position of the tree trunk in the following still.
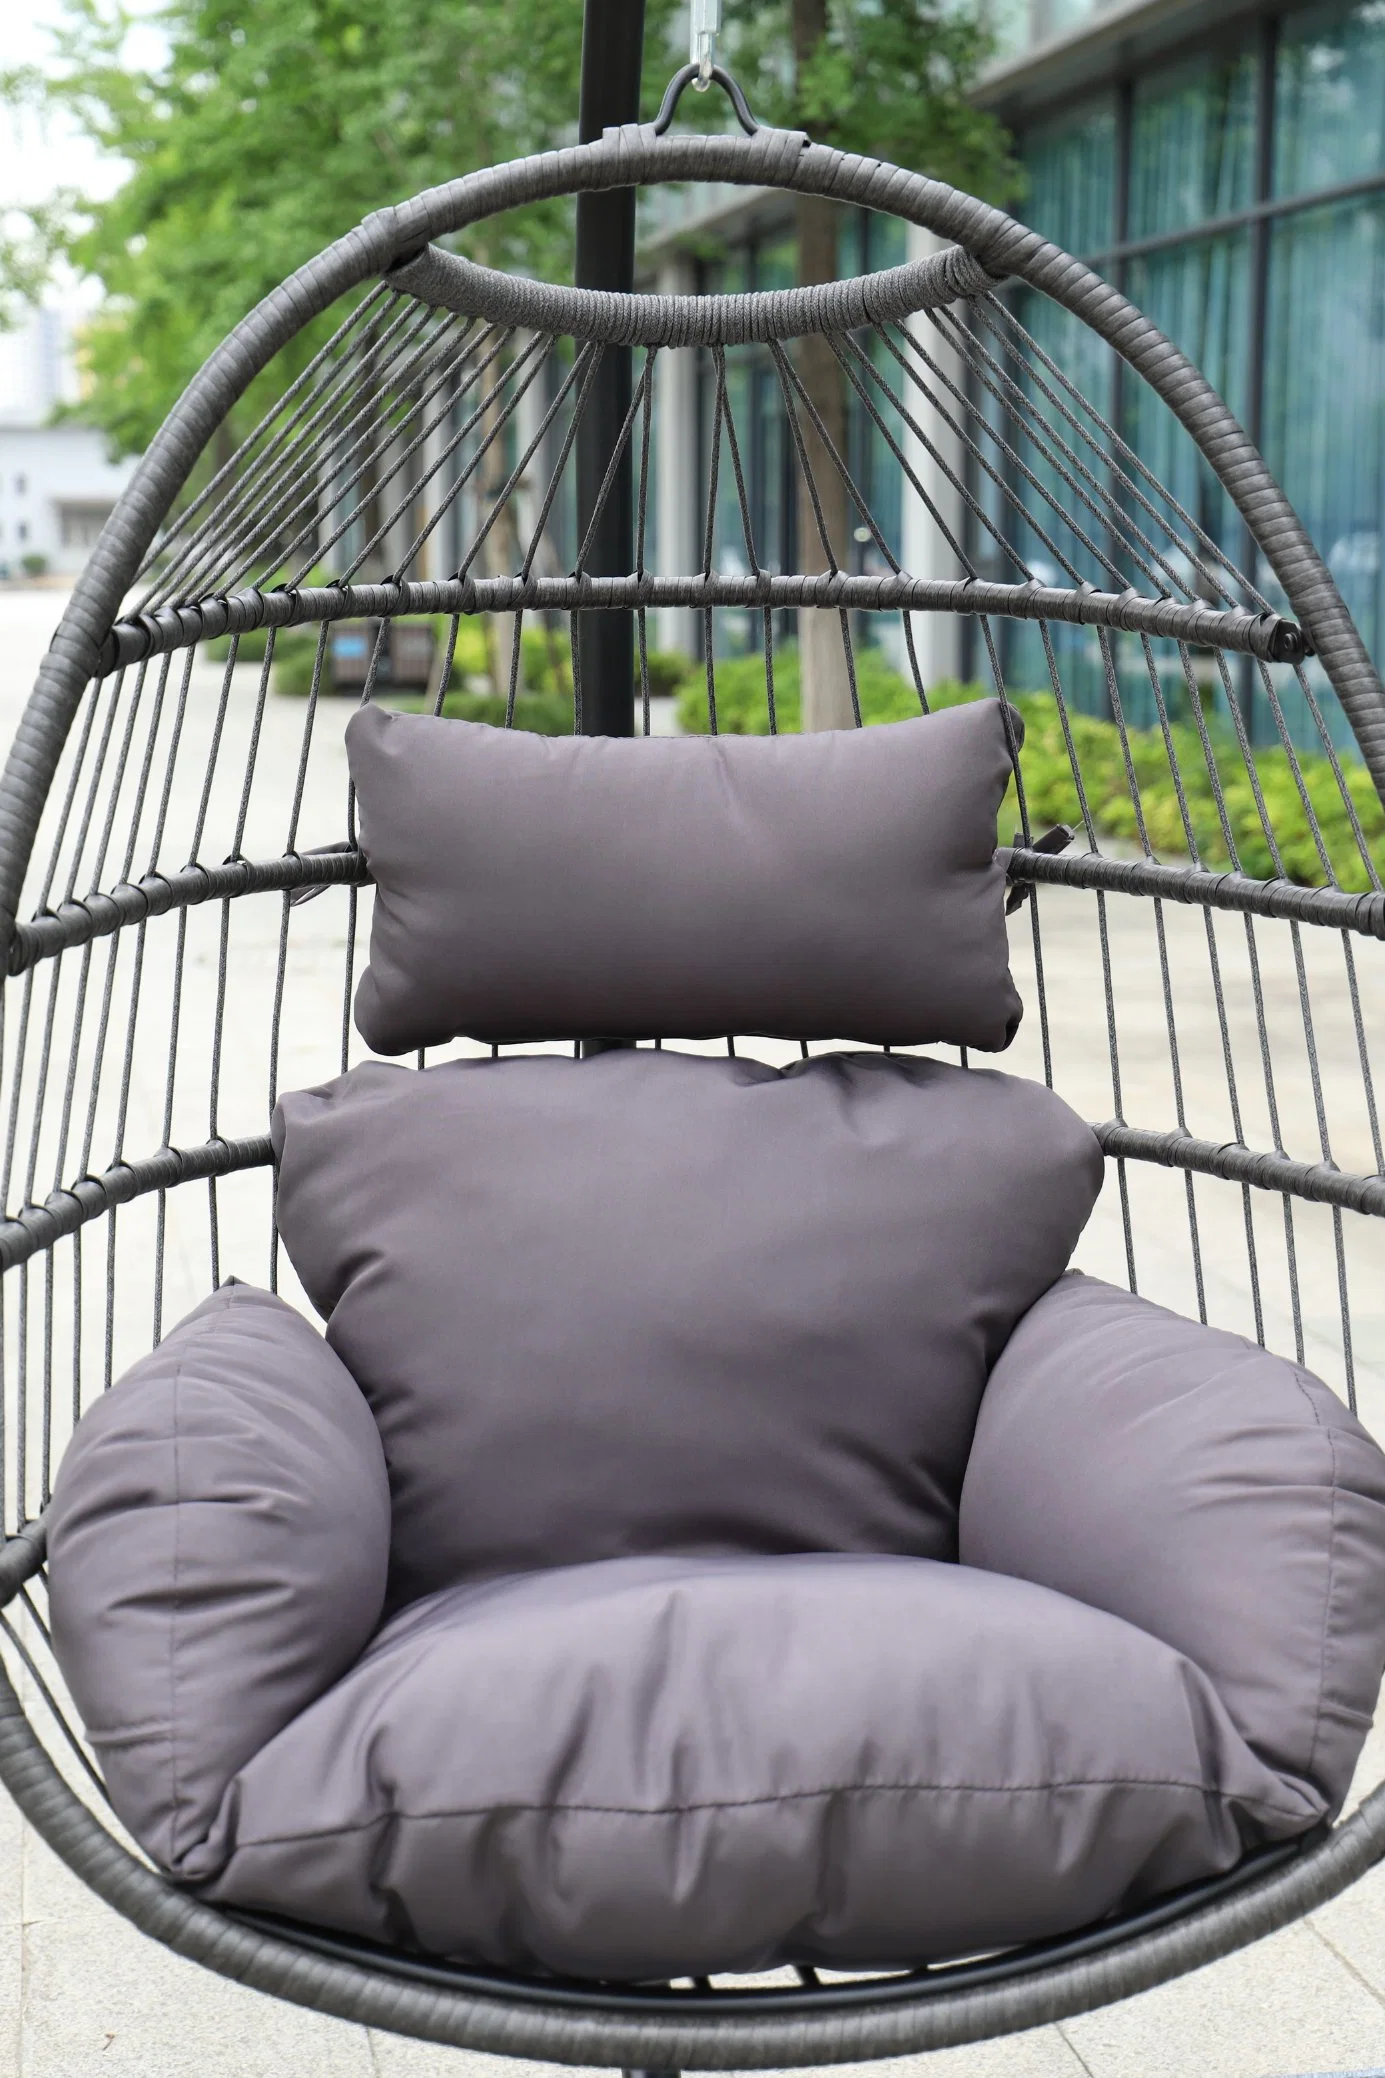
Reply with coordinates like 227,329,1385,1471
792,2,854,732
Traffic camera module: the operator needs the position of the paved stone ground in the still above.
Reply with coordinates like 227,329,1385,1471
1,588,1383,2077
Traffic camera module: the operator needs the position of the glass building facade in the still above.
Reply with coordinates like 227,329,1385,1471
1001,0,1385,745
647,0,1385,752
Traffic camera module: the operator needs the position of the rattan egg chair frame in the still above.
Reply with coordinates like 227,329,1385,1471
0,75,1383,2073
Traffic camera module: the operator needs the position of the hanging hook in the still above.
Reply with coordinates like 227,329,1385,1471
690,0,721,86
652,0,759,136
653,61,760,136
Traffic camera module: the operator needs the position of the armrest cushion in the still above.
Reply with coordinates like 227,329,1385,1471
48,1283,391,1872
959,1271,1385,1813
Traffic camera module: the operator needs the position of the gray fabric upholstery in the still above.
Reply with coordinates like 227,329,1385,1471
960,1271,1385,1816
47,1224,1385,1978
272,1048,1104,1607
347,699,1024,1053
194,1552,1323,1977
46,1284,391,1873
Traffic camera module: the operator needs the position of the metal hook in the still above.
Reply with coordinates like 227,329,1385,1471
652,61,760,137
690,0,721,85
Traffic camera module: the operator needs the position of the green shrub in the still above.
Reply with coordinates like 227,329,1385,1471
206,627,272,663
270,635,322,698
438,617,491,682
389,687,574,734
676,643,925,734
641,648,697,701
678,644,1385,890
203,625,320,690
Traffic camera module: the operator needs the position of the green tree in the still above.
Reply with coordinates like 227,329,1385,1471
2,0,673,455
3,2,1014,560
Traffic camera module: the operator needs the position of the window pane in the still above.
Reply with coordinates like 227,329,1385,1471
1113,235,1252,731
1276,0,1385,198
1124,231,1251,552
1019,105,1116,256
1129,51,1257,239
999,293,1117,714
1263,193,1385,722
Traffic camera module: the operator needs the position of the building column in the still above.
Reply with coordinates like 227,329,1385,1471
654,256,700,660
900,223,966,692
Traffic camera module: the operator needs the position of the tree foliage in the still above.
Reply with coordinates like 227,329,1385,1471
728,0,1016,193
1,0,1014,455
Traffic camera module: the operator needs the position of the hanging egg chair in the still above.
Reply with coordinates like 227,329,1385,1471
1,46,1384,2075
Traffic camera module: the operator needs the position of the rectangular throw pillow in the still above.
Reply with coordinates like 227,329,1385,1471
272,1047,1103,1608
347,698,1023,1053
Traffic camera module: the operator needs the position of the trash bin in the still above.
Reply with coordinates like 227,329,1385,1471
327,618,435,694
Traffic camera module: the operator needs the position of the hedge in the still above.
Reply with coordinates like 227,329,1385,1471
258,616,687,712
675,646,1385,891
391,687,574,734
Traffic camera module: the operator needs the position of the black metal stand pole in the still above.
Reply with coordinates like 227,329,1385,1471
575,0,646,739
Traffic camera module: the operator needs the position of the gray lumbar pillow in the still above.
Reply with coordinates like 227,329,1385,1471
46,1284,391,1872
347,698,1023,1053
960,1271,1385,1817
272,1047,1105,1607
193,1553,1322,1977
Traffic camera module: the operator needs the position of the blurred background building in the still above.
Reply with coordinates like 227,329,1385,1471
641,0,1385,749
0,307,136,580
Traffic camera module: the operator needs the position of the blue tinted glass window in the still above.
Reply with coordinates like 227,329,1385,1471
1276,1,1385,197
1263,193,1385,693
1001,293,1117,713
1121,233,1252,731
1020,105,1115,255
1129,51,1257,238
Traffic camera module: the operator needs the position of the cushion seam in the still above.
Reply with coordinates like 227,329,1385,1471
1305,1398,1341,1788
212,1776,1313,1852
168,1343,185,1870
162,1292,241,1865
1280,1359,1335,1789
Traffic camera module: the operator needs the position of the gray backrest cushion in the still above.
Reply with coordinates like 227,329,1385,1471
959,1271,1385,1813
272,1048,1103,1606
194,1551,1321,1978
47,1283,392,1872
347,698,1023,1053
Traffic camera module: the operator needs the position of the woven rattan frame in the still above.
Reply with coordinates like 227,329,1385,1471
1,116,1384,2066
3,119,1381,949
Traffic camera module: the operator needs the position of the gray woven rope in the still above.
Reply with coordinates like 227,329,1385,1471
0,1137,271,1273
0,118,1378,953
996,846,1385,940
0,1522,46,1603
1090,1124,1385,1219
2,1106,1381,1282
11,839,1379,985
0,1656,1380,2066
94,577,1308,677
389,238,1001,345
6,848,367,976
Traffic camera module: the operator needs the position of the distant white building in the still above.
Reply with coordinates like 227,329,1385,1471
0,306,137,580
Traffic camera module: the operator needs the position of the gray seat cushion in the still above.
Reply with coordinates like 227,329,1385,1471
45,1120,1385,1978
46,1284,391,1870
192,1552,1322,1978
960,1271,1385,1817
272,1048,1105,1607
347,699,1023,1053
